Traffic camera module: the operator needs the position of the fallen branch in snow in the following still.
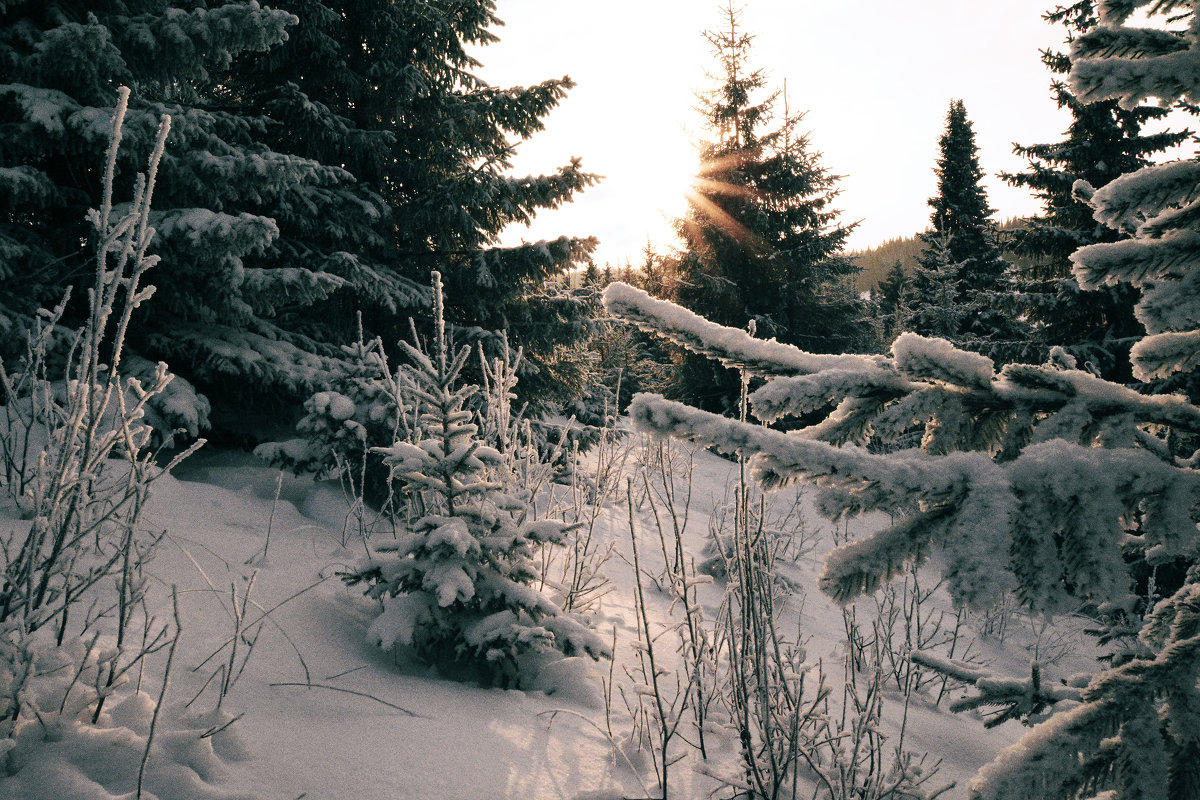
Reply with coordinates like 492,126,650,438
268,682,426,718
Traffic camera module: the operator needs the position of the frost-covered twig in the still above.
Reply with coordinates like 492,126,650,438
623,476,691,800
910,650,1083,728
0,89,204,751
138,587,181,800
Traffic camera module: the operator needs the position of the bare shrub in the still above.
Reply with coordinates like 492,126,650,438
0,89,199,757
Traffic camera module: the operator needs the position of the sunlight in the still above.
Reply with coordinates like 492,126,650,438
677,148,767,249
684,181,764,250
629,149,769,258
642,143,700,224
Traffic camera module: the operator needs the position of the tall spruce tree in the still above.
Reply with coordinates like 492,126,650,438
227,0,599,410
0,1,371,438
911,100,1029,362
1002,1,1188,382
668,2,861,414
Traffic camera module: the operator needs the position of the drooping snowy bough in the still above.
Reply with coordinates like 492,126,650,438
1068,3,1200,387
605,278,1200,800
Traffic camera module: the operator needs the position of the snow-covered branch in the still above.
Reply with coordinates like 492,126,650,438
603,282,882,378
910,651,1084,728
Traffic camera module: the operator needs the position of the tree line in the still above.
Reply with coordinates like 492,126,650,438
617,1,1191,417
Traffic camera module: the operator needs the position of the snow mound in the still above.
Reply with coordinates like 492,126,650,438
531,657,606,709
1,695,251,800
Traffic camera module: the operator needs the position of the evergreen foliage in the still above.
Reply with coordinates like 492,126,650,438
605,273,1200,800
666,2,861,414
587,246,674,414
0,1,366,437
253,326,409,508
227,0,600,410
346,274,607,687
0,1,598,444
850,235,923,292
872,259,913,346
1002,1,1188,382
1068,3,1200,391
911,101,1030,363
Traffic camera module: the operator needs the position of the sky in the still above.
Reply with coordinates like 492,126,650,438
471,1,1164,268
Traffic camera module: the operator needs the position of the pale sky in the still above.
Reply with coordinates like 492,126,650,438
474,2,1165,266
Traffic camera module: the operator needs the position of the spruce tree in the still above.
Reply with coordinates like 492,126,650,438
872,260,912,346
227,0,599,410
1068,5,1200,389
0,2,368,437
911,101,1028,362
1060,21,1200,794
347,274,606,687
1,1,597,445
1002,1,1187,382
668,2,861,413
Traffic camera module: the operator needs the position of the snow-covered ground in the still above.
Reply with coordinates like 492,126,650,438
1,438,1101,800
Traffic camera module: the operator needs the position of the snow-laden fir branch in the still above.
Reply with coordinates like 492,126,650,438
606,282,1200,440
910,650,1084,729
603,281,885,378
627,391,1200,614
609,248,1200,800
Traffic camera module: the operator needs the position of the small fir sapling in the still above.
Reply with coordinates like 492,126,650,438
603,275,1200,800
258,319,561,519
345,273,607,687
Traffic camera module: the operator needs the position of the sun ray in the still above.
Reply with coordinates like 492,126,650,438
685,185,765,250
697,150,751,178
692,176,759,200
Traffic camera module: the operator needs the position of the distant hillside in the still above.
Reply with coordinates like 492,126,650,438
849,218,1033,293
848,234,924,292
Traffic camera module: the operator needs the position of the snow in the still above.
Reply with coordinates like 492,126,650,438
529,657,605,709
1081,160,1200,233
0,443,1106,799
892,332,995,389
603,282,885,377
0,84,79,135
